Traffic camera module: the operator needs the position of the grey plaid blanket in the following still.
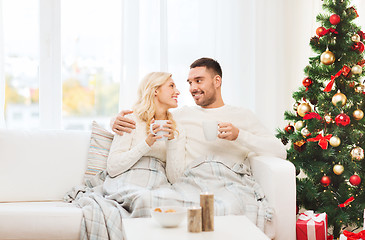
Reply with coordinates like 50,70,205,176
64,171,128,240
65,156,274,239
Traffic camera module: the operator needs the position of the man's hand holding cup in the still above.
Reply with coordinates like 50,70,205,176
202,121,239,141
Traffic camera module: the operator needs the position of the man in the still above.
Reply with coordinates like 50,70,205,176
111,58,286,237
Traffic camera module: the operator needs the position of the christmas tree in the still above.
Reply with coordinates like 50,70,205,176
276,0,365,237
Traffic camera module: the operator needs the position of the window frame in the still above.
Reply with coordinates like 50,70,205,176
39,0,62,129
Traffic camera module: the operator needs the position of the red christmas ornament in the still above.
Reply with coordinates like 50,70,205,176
302,77,313,89
285,125,295,134
358,42,365,53
316,27,326,37
352,41,365,53
320,176,331,187
329,14,341,25
349,175,361,186
357,30,365,40
335,113,351,126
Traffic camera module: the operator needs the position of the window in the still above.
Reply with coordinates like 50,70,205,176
1,0,258,130
2,0,122,130
3,0,39,129
61,0,121,130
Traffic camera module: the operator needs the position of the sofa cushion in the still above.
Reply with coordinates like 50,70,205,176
0,202,82,240
84,121,114,181
0,129,90,202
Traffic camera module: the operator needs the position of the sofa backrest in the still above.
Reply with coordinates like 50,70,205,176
0,129,91,202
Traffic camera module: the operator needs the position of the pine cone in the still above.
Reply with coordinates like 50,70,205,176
281,137,289,145
310,36,320,47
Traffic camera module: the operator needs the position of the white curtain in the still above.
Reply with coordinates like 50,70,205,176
256,0,324,132
119,0,257,115
0,0,4,128
255,0,288,133
117,0,330,133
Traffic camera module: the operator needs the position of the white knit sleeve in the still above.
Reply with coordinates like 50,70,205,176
166,126,187,183
106,123,151,178
235,110,287,160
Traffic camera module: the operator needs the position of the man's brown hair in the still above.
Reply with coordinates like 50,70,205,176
190,57,222,78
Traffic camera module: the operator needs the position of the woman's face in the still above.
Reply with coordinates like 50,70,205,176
155,77,180,110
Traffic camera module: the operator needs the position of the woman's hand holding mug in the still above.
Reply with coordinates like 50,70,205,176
146,120,174,146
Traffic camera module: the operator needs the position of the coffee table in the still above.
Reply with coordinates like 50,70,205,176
123,215,270,240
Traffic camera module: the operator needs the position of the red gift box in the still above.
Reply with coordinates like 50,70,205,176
296,211,328,240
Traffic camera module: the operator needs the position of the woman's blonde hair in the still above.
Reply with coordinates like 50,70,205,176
133,72,177,135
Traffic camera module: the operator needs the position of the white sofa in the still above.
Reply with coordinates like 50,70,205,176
0,128,296,240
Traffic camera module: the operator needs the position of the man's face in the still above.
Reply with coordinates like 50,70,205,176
187,66,218,108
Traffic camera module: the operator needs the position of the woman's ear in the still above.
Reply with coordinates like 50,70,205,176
154,89,158,96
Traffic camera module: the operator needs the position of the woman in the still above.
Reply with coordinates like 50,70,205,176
104,72,180,193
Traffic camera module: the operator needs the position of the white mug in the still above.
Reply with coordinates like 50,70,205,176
150,120,168,141
202,121,218,141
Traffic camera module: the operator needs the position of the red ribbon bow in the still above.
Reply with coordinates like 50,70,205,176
338,196,355,208
319,28,338,38
351,7,360,18
343,230,365,240
358,59,365,67
307,134,332,150
324,65,351,92
303,112,322,120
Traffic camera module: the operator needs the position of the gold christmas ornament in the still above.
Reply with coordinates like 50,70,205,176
329,136,341,147
355,84,365,93
351,146,364,161
332,92,347,107
293,102,300,111
301,127,311,137
333,164,344,175
353,109,364,120
351,34,361,42
351,65,363,75
294,121,305,131
330,37,336,45
297,103,312,117
320,50,336,65
324,114,332,124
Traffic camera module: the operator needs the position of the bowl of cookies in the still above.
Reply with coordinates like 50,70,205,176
151,206,186,228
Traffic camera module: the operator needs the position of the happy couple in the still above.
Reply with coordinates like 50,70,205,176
104,57,286,237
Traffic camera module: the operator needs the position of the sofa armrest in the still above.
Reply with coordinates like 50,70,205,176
249,155,296,240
